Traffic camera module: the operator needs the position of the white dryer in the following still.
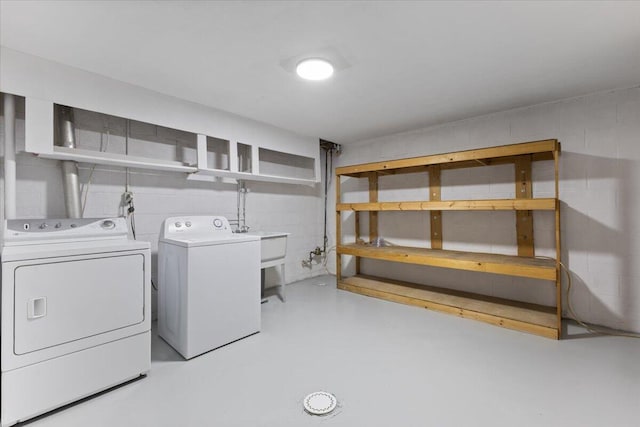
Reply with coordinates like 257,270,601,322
0,217,151,427
158,216,260,359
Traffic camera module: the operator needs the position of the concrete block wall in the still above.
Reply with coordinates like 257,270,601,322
1,111,328,319
335,86,640,333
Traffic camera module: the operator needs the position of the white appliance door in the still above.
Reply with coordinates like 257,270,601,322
13,254,144,355
187,240,260,358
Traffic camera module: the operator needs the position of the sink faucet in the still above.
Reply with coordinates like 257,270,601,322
234,224,251,233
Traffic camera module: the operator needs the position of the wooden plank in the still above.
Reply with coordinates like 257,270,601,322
515,155,534,257
554,149,562,331
335,174,342,282
338,275,558,339
429,165,442,249
339,152,557,178
337,244,557,280
355,211,361,274
336,198,557,211
336,140,559,176
368,172,378,243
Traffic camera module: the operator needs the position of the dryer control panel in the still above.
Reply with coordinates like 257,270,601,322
4,217,129,245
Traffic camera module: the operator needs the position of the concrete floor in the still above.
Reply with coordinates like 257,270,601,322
25,275,640,427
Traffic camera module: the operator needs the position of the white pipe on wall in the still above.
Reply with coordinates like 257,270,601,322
3,93,17,219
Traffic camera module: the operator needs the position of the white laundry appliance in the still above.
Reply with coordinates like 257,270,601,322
158,216,260,359
0,217,151,427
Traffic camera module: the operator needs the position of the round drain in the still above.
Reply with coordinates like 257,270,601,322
303,391,337,415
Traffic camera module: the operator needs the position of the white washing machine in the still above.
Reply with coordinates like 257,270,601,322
0,217,151,427
158,216,260,359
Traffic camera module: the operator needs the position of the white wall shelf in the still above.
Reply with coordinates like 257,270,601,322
187,169,317,186
22,97,320,185
39,146,198,173
190,134,318,186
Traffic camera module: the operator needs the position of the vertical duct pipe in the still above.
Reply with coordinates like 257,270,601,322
56,106,82,218
3,93,17,219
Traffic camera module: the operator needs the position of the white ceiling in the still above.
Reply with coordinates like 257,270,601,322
1,1,639,144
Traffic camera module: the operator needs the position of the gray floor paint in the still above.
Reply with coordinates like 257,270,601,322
25,276,640,427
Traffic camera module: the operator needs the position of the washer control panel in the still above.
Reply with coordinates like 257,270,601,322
4,217,129,244
162,216,232,239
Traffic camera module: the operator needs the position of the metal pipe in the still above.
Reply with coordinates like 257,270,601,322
3,93,17,219
56,106,82,218
241,181,248,231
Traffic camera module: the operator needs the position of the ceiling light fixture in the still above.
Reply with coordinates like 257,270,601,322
296,58,334,81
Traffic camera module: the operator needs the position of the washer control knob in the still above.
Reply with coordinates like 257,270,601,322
101,220,116,229
70,223,77,228
39,223,48,229
23,223,30,231
185,221,192,227
55,222,62,229
175,222,182,228
213,218,223,228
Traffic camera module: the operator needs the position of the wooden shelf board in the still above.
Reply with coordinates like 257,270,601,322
40,146,197,173
339,275,558,339
337,244,557,280
344,153,557,177
336,139,559,177
337,198,556,211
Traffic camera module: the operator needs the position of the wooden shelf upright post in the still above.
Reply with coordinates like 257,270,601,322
429,165,442,249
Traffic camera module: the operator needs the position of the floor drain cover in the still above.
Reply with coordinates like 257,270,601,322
303,391,337,415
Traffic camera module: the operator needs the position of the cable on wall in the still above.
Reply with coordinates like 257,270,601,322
119,118,156,291
81,126,111,216
535,257,640,339
303,140,341,269
561,262,639,339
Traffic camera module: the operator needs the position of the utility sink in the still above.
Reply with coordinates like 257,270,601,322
246,231,289,266
247,231,289,302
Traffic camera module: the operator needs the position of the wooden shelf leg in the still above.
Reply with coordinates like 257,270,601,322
515,155,534,257
429,165,442,249
368,172,379,243
336,174,342,282
355,211,361,274
554,149,562,338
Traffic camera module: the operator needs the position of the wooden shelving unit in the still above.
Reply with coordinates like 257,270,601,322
335,140,562,339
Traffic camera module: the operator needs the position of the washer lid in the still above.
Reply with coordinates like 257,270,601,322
159,233,259,247
303,391,337,415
